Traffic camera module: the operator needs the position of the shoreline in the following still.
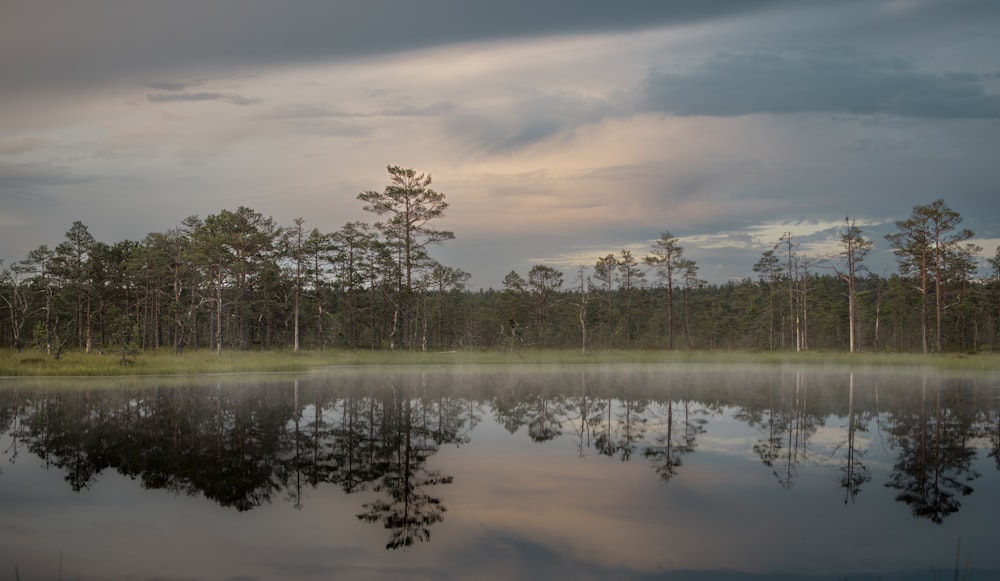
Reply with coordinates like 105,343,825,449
3,348,999,378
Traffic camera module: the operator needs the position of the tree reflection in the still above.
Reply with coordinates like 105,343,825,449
884,378,980,523
644,394,707,484
27,390,102,491
525,391,565,443
590,382,647,461
0,387,29,469
834,373,871,504
989,408,1000,472
491,376,531,435
739,373,821,489
566,372,598,458
1,367,997,547
356,380,457,549
981,381,1000,472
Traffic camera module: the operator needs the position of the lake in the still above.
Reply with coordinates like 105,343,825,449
2,364,999,580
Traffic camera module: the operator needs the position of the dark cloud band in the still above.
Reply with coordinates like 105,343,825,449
1,0,794,94
642,48,1000,119
147,92,260,106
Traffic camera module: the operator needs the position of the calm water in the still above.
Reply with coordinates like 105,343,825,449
1,364,999,581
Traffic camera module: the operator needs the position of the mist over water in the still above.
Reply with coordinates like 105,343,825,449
1,365,999,580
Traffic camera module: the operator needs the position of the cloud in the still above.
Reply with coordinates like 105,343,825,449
0,136,52,155
260,104,354,119
1,0,795,95
147,92,260,106
0,161,92,194
445,92,614,153
253,99,454,141
377,102,456,117
2,2,998,288
0,162,87,246
299,120,373,139
642,47,1000,119
144,80,200,91
263,101,455,120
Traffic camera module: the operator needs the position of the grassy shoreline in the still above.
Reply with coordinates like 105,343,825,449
2,347,999,377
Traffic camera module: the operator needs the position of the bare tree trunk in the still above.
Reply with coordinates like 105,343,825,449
215,269,223,356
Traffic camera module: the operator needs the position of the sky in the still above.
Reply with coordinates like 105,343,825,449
2,0,999,289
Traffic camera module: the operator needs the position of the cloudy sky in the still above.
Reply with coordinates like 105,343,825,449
2,0,999,288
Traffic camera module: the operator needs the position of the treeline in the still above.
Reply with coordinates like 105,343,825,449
1,166,998,355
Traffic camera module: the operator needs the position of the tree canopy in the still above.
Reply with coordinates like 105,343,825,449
1,183,994,355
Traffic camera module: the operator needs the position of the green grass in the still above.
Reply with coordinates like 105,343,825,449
2,347,1000,377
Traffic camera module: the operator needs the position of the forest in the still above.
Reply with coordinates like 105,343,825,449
1,166,998,357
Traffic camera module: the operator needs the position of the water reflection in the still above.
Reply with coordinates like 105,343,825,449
1,366,999,559
737,372,824,489
644,396,708,484
884,376,981,523
837,372,872,504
